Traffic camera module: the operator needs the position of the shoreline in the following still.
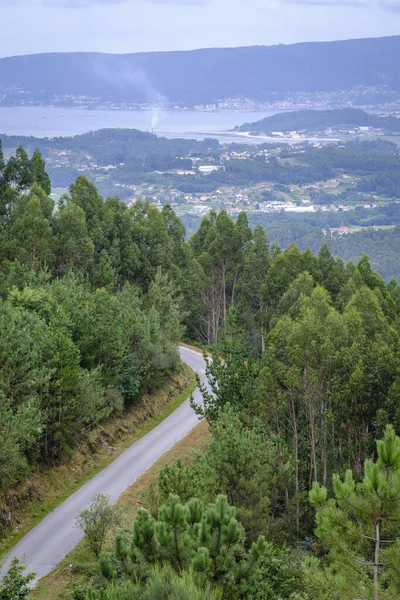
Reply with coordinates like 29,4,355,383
182,128,341,144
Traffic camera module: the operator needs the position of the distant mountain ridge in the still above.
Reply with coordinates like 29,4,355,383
1,36,400,107
238,108,400,133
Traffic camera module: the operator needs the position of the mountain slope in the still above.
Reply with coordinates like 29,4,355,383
1,36,400,106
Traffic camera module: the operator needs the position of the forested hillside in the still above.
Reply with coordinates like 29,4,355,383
248,218,400,281
1,36,400,106
238,108,400,133
0,130,220,163
77,204,400,600
182,213,400,282
0,142,202,506
2,143,400,600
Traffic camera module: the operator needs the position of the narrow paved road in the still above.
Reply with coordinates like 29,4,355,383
1,347,206,583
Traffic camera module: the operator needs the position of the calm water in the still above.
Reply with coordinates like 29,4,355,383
0,106,274,141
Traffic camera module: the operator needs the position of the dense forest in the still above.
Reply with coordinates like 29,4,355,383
238,108,400,133
181,212,400,281
251,218,400,281
0,130,220,163
0,142,199,500
2,144,400,600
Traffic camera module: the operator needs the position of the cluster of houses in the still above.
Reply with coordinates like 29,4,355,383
47,139,392,222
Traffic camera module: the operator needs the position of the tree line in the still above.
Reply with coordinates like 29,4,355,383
0,143,200,512
0,130,219,163
245,216,400,281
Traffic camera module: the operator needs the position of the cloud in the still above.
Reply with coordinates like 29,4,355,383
2,0,400,11
283,0,369,5
0,0,207,5
226,0,372,8
275,0,400,8
2,0,398,7
50,0,207,5
247,0,400,9
379,0,400,11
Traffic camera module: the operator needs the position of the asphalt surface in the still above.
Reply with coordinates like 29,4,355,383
1,346,207,583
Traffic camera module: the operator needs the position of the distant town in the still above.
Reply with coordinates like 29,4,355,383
2,84,400,114
44,139,399,228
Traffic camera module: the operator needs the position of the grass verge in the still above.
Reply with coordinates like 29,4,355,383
0,363,197,559
33,419,210,600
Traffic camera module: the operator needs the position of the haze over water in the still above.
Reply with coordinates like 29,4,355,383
0,106,275,142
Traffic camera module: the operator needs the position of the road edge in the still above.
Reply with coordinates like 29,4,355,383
0,361,197,560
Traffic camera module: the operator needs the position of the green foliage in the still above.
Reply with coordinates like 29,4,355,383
76,494,120,558
54,202,94,275
0,557,35,600
192,334,261,422
86,564,222,600
253,544,304,600
9,194,54,270
159,405,294,543
2,146,400,600
98,494,267,599
30,150,51,196
0,150,189,498
158,459,217,507
207,405,293,541
0,392,42,494
3,146,33,192
308,425,400,599
189,209,253,344
191,221,400,547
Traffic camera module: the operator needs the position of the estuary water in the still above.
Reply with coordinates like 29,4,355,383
0,106,274,142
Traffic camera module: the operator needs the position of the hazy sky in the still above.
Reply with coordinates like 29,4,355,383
1,0,400,58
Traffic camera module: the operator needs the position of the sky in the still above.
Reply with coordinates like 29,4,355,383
1,0,400,58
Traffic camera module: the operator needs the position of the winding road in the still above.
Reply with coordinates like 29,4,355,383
1,346,206,583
